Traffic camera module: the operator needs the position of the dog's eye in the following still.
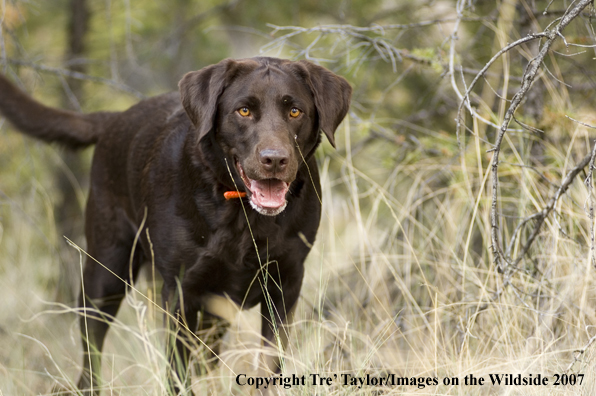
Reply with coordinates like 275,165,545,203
238,107,251,117
289,108,301,118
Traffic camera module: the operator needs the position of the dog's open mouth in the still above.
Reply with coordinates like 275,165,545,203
236,162,290,216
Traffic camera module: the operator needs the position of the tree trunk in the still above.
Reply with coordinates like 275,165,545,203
54,0,91,303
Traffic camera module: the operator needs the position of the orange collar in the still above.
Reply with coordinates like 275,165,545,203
224,191,246,200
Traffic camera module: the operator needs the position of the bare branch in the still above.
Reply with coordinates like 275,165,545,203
505,212,542,258
267,17,493,36
570,115,596,269
566,329,596,372
263,20,527,94
475,151,592,315
1,57,145,99
456,33,548,142
587,141,596,268
513,115,545,134
567,115,596,130
488,0,594,270
511,152,592,267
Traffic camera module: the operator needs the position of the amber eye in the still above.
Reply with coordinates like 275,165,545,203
238,107,251,117
289,108,301,118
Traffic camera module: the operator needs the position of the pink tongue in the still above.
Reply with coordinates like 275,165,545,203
250,179,288,208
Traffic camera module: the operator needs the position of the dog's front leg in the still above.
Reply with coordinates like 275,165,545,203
253,296,297,396
166,308,230,395
165,298,199,396
258,269,302,370
259,302,296,373
164,259,233,395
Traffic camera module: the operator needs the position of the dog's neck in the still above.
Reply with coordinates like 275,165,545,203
185,128,239,193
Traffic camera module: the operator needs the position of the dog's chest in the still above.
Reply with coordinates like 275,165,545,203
204,216,288,304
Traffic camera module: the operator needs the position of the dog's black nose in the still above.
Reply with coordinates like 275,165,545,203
259,149,289,173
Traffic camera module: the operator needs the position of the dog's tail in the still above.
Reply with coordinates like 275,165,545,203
0,74,116,149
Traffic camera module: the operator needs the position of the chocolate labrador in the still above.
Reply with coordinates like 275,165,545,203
0,57,351,394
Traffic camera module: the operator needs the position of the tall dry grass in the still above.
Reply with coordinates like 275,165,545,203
2,105,596,395
2,1,596,394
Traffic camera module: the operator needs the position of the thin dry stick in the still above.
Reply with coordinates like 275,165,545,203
0,0,7,74
265,22,523,81
2,57,145,98
587,141,596,268
566,330,596,372
510,152,591,268
448,0,466,103
476,152,592,313
489,0,594,270
505,212,542,258
455,33,549,143
268,18,492,35
570,116,596,268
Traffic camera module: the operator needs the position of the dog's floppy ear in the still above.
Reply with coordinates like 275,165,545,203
179,58,236,142
294,60,352,148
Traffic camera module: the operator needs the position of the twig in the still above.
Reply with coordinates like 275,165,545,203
513,115,545,134
566,330,596,372
264,22,524,82
488,0,594,270
456,33,548,144
571,115,596,268
0,1,7,75
567,115,596,130
1,57,145,99
267,18,493,36
587,141,596,268
506,212,542,258
265,24,428,72
544,0,557,15
448,1,465,105
476,151,592,313
510,152,592,267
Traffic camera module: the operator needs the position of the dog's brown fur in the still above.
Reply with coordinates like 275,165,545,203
0,57,351,395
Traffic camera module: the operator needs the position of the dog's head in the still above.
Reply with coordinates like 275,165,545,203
179,57,351,216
